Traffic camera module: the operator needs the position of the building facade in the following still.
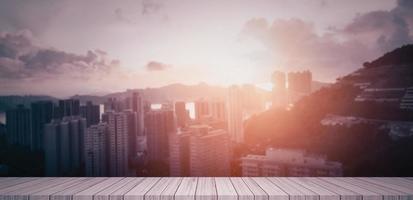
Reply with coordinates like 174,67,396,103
44,116,86,176
6,105,32,148
241,148,343,177
84,123,108,177
227,86,244,143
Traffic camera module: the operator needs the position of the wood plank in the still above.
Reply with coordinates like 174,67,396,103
196,177,217,200
229,178,253,200
0,178,55,195
146,178,180,200
0,178,74,200
215,178,237,200
104,177,145,200
124,177,161,200
359,178,413,196
289,178,339,200
241,177,268,200
0,178,19,185
175,177,197,200
51,178,107,200
339,178,406,200
73,178,124,200
30,178,88,200
94,178,143,200
0,178,38,190
251,178,288,200
160,178,182,200
320,178,381,200
275,178,319,200
372,178,413,191
304,178,362,200
267,177,307,200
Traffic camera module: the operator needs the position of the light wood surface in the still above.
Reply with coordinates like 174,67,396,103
0,177,411,200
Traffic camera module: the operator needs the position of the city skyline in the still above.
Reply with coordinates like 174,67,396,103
1,0,412,96
1,0,413,178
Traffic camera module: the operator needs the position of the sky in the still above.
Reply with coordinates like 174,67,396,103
0,0,412,97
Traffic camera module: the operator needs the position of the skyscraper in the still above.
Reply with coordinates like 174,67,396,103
188,125,231,176
174,101,189,128
288,70,312,94
169,129,190,176
145,109,176,163
84,123,109,177
169,125,231,177
209,101,226,121
195,100,209,120
31,101,54,151
131,92,144,136
102,111,130,176
80,101,100,127
58,99,80,118
271,71,288,108
6,105,32,148
272,71,286,90
44,116,86,176
227,85,244,143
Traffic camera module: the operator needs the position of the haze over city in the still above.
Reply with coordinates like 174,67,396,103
1,0,412,96
1,0,413,179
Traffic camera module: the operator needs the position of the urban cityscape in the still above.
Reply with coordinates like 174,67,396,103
0,0,413,177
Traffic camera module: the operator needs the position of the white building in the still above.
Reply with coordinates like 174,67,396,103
241,148,343,177
84,123,108,177
227,85,244,143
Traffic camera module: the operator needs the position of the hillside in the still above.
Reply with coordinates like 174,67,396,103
244,44,413,176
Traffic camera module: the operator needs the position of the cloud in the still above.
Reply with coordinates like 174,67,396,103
145,61,171,71
242,0,413,80
0,30,132,96
0,31,120,81
141,0,163,15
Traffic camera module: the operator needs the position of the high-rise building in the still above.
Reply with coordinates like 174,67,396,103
174,102,190,128
131,92,144,136
169,129,190,176
102,111,130,176
288,70,312,94
80,101,100,127
271,71,288,108
84,123,108,177
241,148,343,177
227,86,244,143
44,116,86,176
209,101,226,121
31,101,54,151
169,125,231,177
195,100,209,120
188,125,231,176
58,99,80,118
6,105,32,148
272,71,286,90
145,109,176,163
104,98,124,112
241,84,265,115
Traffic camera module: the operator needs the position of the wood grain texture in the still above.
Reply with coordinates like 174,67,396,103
175,177,197,200
215,177,237,200
229,178,253,200
124,177,161,200
0,177,412,200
